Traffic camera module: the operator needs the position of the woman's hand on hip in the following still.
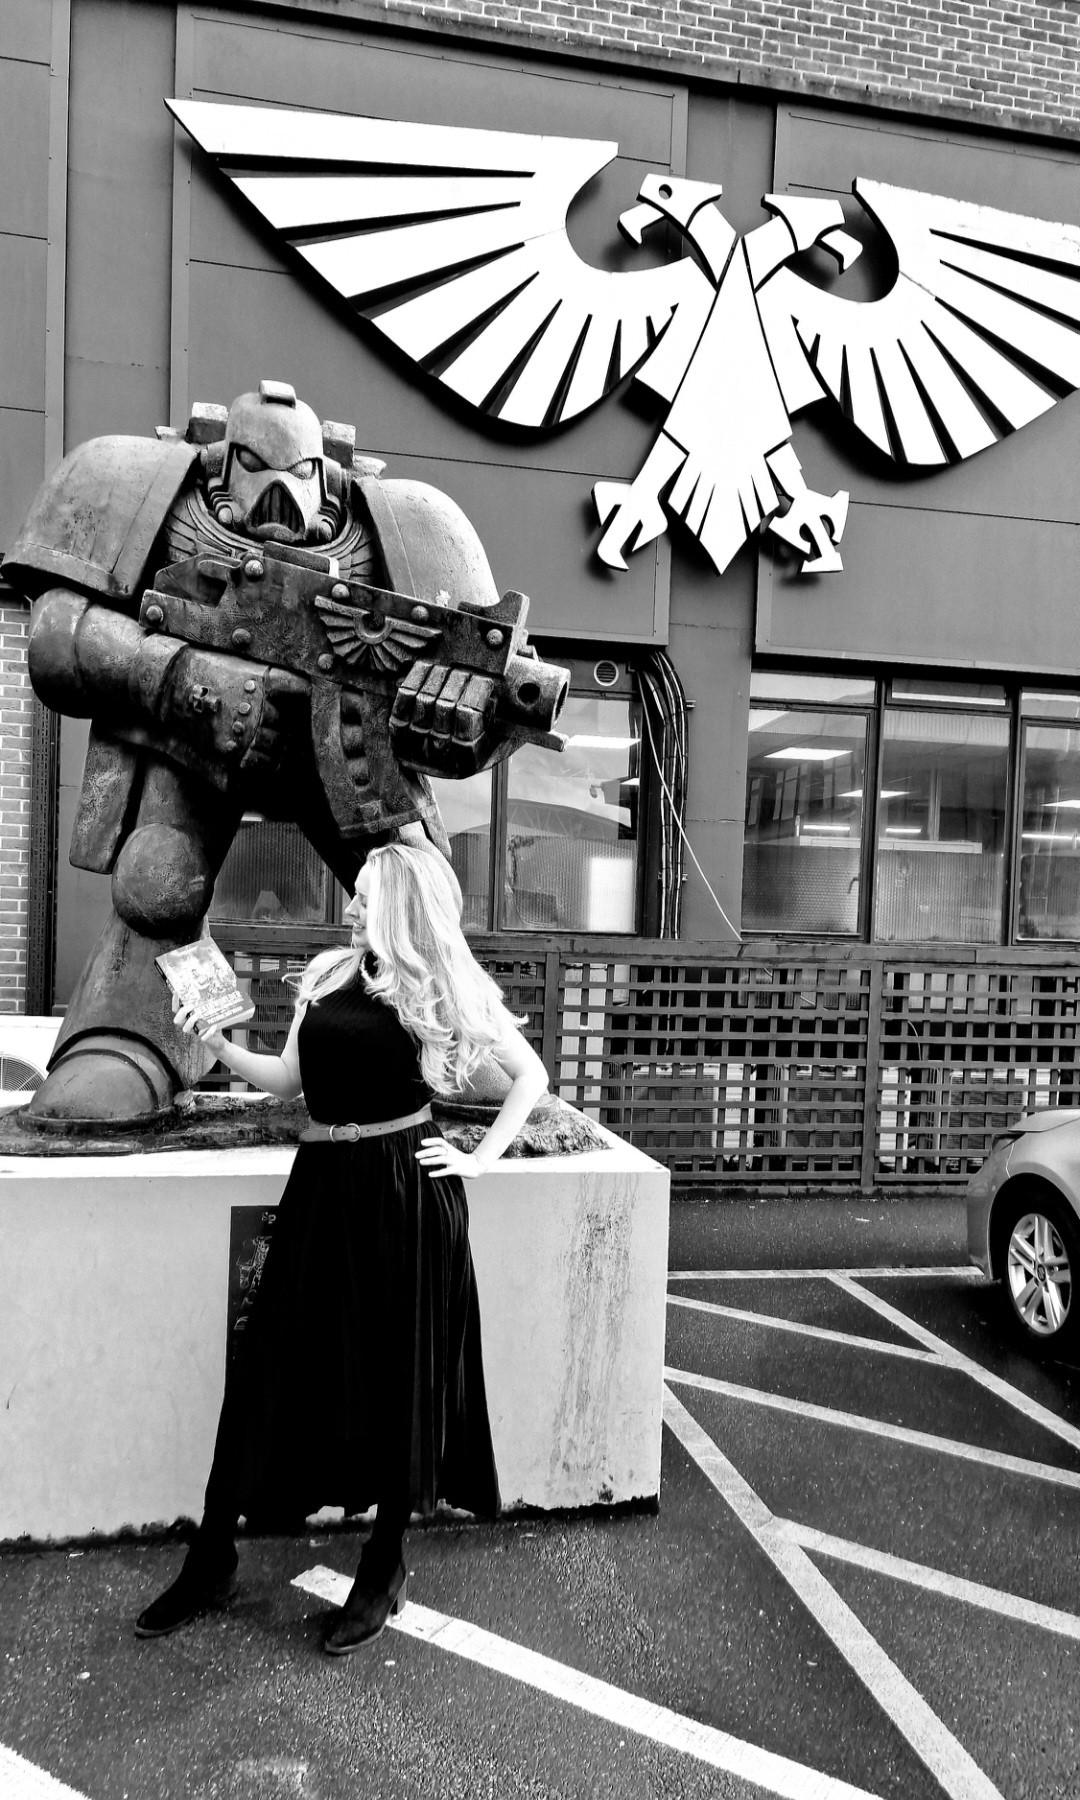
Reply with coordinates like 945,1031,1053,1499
415,1136,488,1180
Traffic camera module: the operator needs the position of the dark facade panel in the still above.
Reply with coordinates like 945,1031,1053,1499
0,57,50,238
0,408,45,562
758,103,1080,674
178,8,688,640
759,509,1080,673
191,13,681,163
0,237,47,414
63,0,175,451
0,0,53,66
777,104,1080,221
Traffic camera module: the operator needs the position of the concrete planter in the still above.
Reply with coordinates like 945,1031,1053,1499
1,1124,669,1542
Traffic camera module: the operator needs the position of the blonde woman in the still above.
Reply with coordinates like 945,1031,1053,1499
136,842,549,1653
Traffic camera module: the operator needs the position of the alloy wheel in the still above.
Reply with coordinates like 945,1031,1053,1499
1006,1210,1072,1338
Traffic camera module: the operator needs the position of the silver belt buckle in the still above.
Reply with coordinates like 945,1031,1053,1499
330,1122,362,1144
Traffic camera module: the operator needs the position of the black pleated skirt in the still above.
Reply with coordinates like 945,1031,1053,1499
203,1127,500,1526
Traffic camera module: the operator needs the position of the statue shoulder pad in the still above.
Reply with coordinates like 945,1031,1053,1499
3,434,200,602
358,475,500,611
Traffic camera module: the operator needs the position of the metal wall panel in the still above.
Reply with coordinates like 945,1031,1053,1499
63,0,174,450
758,105,1080,671
175,3,686,643
0,239,47,413
0,59,50,236
0,409,46,558
759,508,1080,677
0,0,52,64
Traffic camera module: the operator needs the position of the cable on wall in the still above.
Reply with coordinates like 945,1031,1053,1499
637,649,741,942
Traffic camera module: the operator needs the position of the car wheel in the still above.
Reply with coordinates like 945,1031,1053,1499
996,1186,1079,1350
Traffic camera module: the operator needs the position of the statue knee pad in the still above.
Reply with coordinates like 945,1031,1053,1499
112,824,215,934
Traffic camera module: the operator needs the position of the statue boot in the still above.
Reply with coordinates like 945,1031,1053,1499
24,777,236,1133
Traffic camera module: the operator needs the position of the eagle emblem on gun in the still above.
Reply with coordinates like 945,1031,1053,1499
313,591,442,674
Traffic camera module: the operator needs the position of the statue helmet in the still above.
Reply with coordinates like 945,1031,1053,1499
212,379,327,544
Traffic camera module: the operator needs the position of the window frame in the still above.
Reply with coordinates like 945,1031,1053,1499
742,691,875,939
450,651,655,939
1010,710,1080,946
741,668,1066,947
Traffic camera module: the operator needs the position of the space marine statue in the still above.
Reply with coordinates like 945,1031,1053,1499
5,380,568,1130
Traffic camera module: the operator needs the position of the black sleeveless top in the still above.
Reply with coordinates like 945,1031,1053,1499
297,968,431,1125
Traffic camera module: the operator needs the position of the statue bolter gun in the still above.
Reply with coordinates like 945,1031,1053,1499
138,542,569,838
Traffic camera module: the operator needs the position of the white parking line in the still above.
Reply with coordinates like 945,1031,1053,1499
0,1745,90,1800
667,1294,939,1362
293,1566,883,1800
780,1520,1080,1643
830,1274,1080,1457
668,1268,984,1282
664,1388,1006,1800
665,1365,1080,1489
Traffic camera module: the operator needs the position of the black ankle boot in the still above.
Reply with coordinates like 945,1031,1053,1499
134,1531,238,1638
324,1557,407,1656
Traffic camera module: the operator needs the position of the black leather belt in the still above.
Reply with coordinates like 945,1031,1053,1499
300,1105,433,1144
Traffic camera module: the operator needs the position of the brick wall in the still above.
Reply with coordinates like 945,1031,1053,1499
0,601,31,1013
378,0,1080,133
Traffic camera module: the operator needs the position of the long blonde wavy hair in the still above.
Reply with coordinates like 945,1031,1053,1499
292,841,507,1095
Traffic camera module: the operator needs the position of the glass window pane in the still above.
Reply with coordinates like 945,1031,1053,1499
742,709,867,934
888,677,1007,708
749,671,875,706
1020,691,1080,722
210,818,330,923
1017,723,1080,940
873,709,1008,943
502,695,640,932
428,770,494,932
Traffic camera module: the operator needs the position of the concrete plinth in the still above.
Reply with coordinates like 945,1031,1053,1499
0,1125,669,1542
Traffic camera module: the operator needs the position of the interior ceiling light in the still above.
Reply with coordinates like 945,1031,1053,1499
765,748,845,762
837,788,908,799
885,826,922,836
567,735,640,750
801,822,851,833
1045,800,1080,810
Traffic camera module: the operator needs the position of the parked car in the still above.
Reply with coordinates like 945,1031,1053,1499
968,1108,1080,1351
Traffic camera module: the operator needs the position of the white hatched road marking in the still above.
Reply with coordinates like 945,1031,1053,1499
668,1267,984,1282
664,1388,1006,1800
665,1365,1080,1489
0,1746,90,1799
667,1293,939,1362
780,1519,1080,1642
830,1273,1080,1456
292,1566,881,1800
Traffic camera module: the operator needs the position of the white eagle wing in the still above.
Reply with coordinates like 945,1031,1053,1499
756,178,1080,465
169,100,711,429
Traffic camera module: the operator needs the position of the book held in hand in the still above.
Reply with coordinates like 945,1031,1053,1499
156,938,255,1030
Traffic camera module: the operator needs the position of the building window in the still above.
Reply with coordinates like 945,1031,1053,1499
211,817,338,925
1016,692,1080,941
873,699,1009,944
742,671,1070,944
430,660,645,935
743,699,869,935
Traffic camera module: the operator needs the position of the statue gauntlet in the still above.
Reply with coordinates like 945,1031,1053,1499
135,638,307,770
27,587,307,773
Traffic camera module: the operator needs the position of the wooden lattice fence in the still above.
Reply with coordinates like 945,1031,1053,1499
212,931,1080,1189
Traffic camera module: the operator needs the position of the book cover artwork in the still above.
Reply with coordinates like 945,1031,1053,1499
155,939,255,1030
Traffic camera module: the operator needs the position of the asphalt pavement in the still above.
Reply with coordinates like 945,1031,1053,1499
3,1194,1079,1800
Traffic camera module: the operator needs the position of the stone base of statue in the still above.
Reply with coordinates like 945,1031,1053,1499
0,1108,669,1541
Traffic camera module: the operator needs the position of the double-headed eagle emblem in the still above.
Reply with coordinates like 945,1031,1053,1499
171,100,1080,579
